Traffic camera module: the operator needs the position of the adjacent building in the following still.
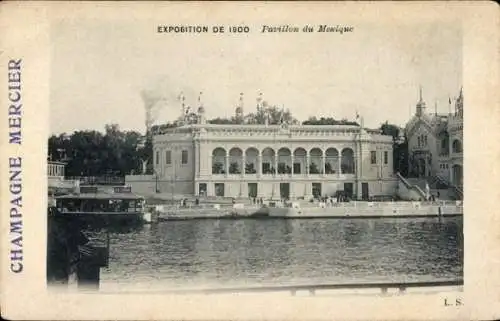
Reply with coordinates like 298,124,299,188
48,161,79,195
405,88,463,188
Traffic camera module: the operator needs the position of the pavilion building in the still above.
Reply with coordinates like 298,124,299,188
144,93,397,200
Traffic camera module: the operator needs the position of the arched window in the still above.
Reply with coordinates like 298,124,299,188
212,148,227,174
452,140,462,153
341,148,355,174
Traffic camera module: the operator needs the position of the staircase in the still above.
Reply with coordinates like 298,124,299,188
406,178,428,192
396,173,427,200
405,175,462,201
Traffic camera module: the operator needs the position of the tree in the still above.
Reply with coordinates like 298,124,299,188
245,163,256,174
379,121,409,176
229,162,240,174
208,117,240,125
48,124,145,177
302,116,359,126
309,163,320,174
380,121,400,140
325,162,335,174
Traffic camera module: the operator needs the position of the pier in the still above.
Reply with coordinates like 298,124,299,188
151,279,463,296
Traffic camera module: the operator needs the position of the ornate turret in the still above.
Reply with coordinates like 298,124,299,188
416,86,426,117
235,92,244,123
177,92,187,125
256,92,263,112
455,87,463,117
197,91,206,124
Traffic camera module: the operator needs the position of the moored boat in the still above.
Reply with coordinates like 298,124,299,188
53,187,148,226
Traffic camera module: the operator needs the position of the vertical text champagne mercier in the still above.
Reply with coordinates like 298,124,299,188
7,59,23,273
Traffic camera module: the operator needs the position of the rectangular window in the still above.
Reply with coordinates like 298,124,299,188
181,150,188,164
165,150,172,165
370,151,377,164
198,183,207,196
312,183,322,198
384,151,388,164
214,183,225,197
155,151,159,165
293,163,301,174
248,183,258,198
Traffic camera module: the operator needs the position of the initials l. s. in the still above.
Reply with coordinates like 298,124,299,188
444,298,463,306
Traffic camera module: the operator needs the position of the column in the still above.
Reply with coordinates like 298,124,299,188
257,153,261,177
291,154,295,175
194,142,200,179
338,156,342,176
306,153,310,176
321,153,326,175
225,155,230,177
242,154,246,177
274,155,278,176
204,144,211,177
207,182,214,197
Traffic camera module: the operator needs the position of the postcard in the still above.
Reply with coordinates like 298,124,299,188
1,1,499,320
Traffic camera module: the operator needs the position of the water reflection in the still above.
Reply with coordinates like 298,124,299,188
100,217,463,289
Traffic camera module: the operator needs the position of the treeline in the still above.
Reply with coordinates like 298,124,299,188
48,119,408,177
48,124,150,177
151,106,359,133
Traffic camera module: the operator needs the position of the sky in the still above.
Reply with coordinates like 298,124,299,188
50,13,462,135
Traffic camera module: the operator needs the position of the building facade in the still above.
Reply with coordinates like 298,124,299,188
47,161,79,196
151,101,397,200
405,88,463,188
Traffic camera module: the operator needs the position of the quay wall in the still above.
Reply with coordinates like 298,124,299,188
125,175,195,197
149,201,463,220
126,174,398,200
268,203,463,218
125,175,156,196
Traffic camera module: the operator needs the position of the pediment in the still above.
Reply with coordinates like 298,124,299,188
406,117,434,139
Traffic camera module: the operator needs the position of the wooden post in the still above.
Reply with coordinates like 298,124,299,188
77,262,100,290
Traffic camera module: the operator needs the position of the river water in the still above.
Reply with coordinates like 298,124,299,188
99,217,463,292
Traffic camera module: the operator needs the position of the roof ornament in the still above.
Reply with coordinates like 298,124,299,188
198,91,203,106
178,91,186,115
256,92,263,113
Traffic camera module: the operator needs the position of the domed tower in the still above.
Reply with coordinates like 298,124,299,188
416,86,426,117
197,91,206,124
235,92,244,123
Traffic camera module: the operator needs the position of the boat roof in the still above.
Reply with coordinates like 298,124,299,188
56,192,144,200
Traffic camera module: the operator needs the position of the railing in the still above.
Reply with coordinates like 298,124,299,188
453,185,464,200
435,175,463,200
396,172,427,199
67,176,126,186
434,175,450,188
291,200,461,209
158,279,463,296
